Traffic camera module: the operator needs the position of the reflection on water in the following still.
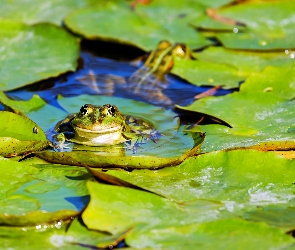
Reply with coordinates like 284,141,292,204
7,49,230,110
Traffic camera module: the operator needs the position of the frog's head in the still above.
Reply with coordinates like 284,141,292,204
71,104,127,133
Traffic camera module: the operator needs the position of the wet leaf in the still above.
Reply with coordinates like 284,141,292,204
244,206,295,232
176,92,295,152
0,111,49,156
102,150,295,210
0,20,80,91
30,94,203,168
193,1,295,50
0,92,46,115
240,65,295,99
66,217,131,248
64,1,212,50
0,225,82,250
0,158,89,226
0,0,100,25
194,47,295,77
172,57,244,89
127,219,294,249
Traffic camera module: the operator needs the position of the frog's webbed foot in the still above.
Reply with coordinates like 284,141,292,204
52,133,71,152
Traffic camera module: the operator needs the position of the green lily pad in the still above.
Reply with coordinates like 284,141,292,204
193,1,295,50
176,91,295,152
244,206,295,232
0,111,49,156
240,65,295,99
64,1,211,51
0,158,89,226
0,92,46,115
0,0,100,25
0,225,83,250
30,95,203,168
193,47,295,77
66,217,132,248
82,181,293,248
172,57,244,89
100,150,295,209
0,20,80,91
127,219,294,249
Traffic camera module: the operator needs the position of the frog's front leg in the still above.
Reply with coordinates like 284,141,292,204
52,133,71,152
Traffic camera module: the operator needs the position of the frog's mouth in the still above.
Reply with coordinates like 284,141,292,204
71,125,125,146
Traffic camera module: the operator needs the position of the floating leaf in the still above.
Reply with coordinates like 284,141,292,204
240,65,295,99
0,158,89,226
193,1,295,50
0,20,80,91
0,111,49,156
194,47,295,77
102,150,295,210
0,0,100,25
65,1,211,50
172,57,244,89
0,92,46,114
127,219,294,249
176,92,295,152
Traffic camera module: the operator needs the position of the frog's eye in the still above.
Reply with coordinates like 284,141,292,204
107,105,117,116
80,104,89,115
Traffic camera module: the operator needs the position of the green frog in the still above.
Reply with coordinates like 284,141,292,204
53,103,158,151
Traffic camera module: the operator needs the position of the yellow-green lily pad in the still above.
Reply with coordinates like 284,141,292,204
0,157,89,226
176,91,295,152
34,95,204,169
0,0,100,25
0,111,49,156
193,0,295,50
64,1,212,51
0,20,80,91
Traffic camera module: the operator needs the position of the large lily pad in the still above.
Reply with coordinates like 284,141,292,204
33,95,204,168
82,181,294,248
0,0,100,25
0,20,80,91
193,47,295,77
172,57,244,89
176,91,295,152
0,158,89,226
64,1,212,51
193,0,295,50
0,111,49,156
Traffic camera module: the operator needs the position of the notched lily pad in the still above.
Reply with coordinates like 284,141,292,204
0,111,49,157
0,19,80,91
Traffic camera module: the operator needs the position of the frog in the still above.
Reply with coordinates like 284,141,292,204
53,103,159,151
76,41,193,107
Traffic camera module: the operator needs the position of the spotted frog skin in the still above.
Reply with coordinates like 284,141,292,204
53,104,159,151
54,104,133,148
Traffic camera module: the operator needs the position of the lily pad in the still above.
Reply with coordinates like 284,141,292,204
64,1,212,51
0,20,80,91
0,0,100,25
127,219,294,249
100,150,295,209
192,1,295,50
82,181,294,248
30,95,204,168
172,57,244,89
0,92,46,115
176,91,295,152
0,157,89,226
240,65,295,99
0,111,49,156
193,47,295,77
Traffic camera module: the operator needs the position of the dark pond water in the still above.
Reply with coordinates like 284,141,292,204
6,40,231,122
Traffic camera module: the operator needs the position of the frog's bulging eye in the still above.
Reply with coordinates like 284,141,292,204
108,105,117,116
80,104,89,115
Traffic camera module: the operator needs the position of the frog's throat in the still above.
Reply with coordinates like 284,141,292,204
71,126,126,146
